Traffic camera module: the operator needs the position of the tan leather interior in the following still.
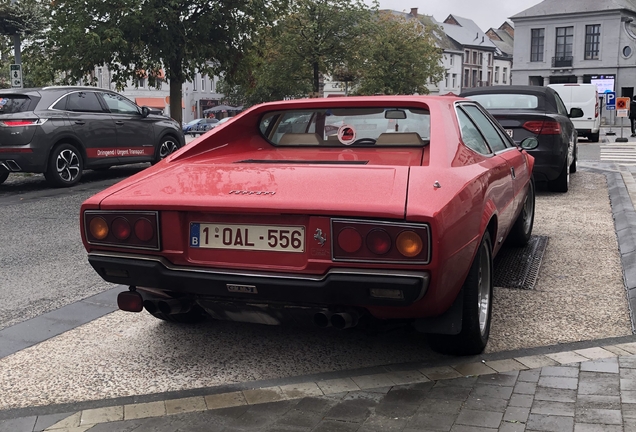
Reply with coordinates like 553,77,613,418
375,132,425,145
278,133,322,145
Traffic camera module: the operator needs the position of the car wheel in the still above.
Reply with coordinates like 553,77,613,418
428,231,494,355
589,132,600,143
549,157,569,193
145,303,206,323
153,136,180,164
570,143,578,173
506,179,535,247
44,143,83,187
0,166,9,184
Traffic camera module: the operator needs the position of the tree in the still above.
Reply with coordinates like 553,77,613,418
45,0,287,123
354,13,446,95
219,0,373,105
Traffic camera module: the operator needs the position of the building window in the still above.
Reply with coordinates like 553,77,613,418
472,51,478,65
488,71,492,85
531,28,544,62
450,55,454,66
465,50,470,63
472,69,478,87
445,73,449,88
201,77,206,91
555,26,574,59
452,73,457,88
585,24,601,60
495,66,500,83
464,69,470,87
97,68,103,88
193,74,198,91
488,53,492,65
503,67,508,84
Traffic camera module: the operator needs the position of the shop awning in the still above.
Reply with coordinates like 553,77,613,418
135,97,184,109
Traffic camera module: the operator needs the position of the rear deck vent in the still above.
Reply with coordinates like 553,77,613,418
235,159,368,165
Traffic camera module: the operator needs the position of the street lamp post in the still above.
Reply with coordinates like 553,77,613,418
11,0,20,65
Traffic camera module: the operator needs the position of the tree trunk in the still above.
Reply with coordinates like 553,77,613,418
313,61,319,95
168,57,185,124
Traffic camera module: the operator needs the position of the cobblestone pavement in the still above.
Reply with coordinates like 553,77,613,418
3,342,636,431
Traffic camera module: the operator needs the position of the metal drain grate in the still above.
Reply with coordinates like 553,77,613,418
493,235,549,290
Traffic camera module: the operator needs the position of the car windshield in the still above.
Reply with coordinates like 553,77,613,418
260,107,430,147
466,94,539,110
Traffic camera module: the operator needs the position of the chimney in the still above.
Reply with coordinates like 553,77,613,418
410,7,418,17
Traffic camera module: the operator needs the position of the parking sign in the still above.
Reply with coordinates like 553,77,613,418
606,91,616,110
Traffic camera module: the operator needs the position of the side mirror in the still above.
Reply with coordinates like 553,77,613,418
569,107,584,118
141,106,151,118
520,137,539,150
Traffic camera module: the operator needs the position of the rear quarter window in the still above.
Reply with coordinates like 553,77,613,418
466,94,539,110
0,96,32,113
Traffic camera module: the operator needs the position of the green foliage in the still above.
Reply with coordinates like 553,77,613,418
0,0,47,36
353,12,446,95
220,0,372,106
44,0,286,122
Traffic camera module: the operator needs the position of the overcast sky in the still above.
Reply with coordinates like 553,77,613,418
372,0,544,31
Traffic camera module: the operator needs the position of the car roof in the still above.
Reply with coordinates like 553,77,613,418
460,85,556,97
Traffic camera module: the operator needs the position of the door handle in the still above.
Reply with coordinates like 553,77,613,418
74,121,85,125
510,167,516,179
115,121,124,126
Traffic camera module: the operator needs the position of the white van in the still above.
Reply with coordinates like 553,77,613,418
548,84,601,142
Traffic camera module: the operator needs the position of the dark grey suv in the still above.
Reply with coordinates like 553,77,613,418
0,86,185,187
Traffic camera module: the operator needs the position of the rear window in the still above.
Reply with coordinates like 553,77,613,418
260,107,430,147
0,96,31,113
466,94,539,110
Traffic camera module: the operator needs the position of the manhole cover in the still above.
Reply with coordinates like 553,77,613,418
493,235,549,290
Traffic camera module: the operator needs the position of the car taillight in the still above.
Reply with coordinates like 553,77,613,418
332,219,430,263
522,120,561,135
84,211,160,250
0,119,45,127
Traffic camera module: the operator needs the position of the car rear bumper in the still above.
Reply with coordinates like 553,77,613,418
88,252,430,308
0,147,49,173
528,136,568,182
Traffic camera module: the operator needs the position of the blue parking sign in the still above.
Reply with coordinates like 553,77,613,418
606,91,616,110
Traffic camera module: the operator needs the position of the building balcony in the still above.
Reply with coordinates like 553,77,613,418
552,56,573,68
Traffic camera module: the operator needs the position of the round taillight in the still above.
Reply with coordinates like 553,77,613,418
134,218,154,242
396,230,423,257
338,227,362,253
366,229,391,255
112,217,131,240
89,217,109,240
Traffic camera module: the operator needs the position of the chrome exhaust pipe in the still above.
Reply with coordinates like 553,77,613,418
313,311,333,328
5,160,21,171
158,299,193,315
330,312,359,330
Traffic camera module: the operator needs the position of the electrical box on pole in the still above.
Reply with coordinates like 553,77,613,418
10,64,22,88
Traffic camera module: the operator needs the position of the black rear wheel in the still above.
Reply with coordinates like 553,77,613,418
428,231,494,355
0,166,9,184
153,136,180,165
549,157,569,193
589,132,600,143
44,143,83,187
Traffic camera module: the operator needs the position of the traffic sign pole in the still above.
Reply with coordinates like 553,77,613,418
616,97,630,142
605,91,616,135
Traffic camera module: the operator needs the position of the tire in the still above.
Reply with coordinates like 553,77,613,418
549,157,569,193
153,135,180,164
428,232,494,355
589,132,600,143
570,143,577,173
0,166,9,184
44,143,83,187
145,302,206,323
506,179,535,247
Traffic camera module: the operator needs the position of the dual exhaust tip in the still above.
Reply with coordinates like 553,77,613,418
313,311,359,330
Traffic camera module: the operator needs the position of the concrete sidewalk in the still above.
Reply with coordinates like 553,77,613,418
8,342,635,432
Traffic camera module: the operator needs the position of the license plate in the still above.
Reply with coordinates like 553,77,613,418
227,284,258,294
505,129,514,138
190,223,305,252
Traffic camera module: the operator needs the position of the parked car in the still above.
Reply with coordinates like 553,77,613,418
190,118,219,135
80,95,538,355
0,86,185,187
461,85,582,192
548,83,601,142
182,118,206,135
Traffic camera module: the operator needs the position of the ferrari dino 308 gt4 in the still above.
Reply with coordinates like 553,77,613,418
81,95,537,355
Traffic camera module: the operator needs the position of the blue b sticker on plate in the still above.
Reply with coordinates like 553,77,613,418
189,223,200,247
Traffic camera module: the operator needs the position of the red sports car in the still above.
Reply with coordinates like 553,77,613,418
80,96,537,355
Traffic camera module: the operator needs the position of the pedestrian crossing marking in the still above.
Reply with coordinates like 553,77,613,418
600,142,636,162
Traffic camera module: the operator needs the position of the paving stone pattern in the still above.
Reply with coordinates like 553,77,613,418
25,353,636,432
